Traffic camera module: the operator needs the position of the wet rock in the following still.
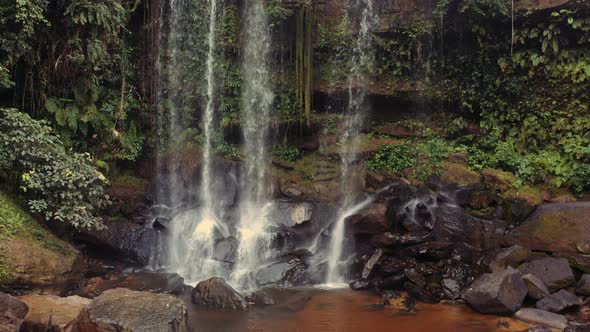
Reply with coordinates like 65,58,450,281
362,249,383,279
19,295,90,332
404,282,439,304
441,278,462,300
518,257,575,292
247,287,315,311
402,241,454,260
254,258,308,287
504,202,590,253
489,245,531,272
370,232,431,248
77,219,159,265
192,278,248,310
350,279,371,290
380,274,406,289
433,205,495,250
403,269,425,288
348,202,390,235
73,288,187,331
536,289,581,312
514,308,568,330
523,274,550,301
577,274,590,295
213,237,238,263
153,216,172,229
461,267,527,314
246,289,275,305
271,201,313,227
0,292,28,332
378,257,415,275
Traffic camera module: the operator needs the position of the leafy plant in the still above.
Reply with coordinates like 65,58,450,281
272,145,302,162
368,141,417,174
0,108,109,229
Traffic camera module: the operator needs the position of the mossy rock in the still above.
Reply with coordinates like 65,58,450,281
482,169,518,192
441,162,482,186
504,202,590,253
0,192,84,294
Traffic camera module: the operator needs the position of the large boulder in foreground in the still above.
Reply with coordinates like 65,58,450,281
73,288,187,332
0,292,28,332
461,267,528,314
518,257,575,292
19,295,90,332
81,272,186,298
504,202,590,253
191,277,248,310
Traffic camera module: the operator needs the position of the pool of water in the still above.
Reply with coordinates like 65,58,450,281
185,289,534,332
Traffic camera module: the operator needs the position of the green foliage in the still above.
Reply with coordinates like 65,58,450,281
272,145,302,162
0,108,109,229
368,141,416,174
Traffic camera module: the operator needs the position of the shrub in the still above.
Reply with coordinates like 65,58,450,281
0,108,109,229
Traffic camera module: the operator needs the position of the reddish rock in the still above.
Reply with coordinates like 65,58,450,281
347,202,390,235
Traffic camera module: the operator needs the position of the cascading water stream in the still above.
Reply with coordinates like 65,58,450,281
325,0,378,285
165,0,230,284
230,0,274,290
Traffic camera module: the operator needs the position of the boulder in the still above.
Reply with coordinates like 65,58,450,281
433,205,495,250
577,274,590,296
0,292,28,332
347,202,390,235
378,257,416,275
504,202,590,253
73,288,187,332
523,274,550,301
489,246,531,272
254,258,308,287
461,267,528,314
536,289,580,313
271,201,313,227
558,253,590,274
514,308,568,330
192,277,248,310
380,274,406,289
518,257,575,292
362,249,383,279
77,219,159,265
19,295,90,332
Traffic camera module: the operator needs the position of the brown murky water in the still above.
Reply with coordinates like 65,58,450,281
186,289,534,332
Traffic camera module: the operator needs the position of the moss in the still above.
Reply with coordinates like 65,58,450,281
111,174,147,188
0,191,75,284
503,185,544,205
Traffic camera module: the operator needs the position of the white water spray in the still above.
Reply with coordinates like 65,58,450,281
231,0,274,290
325,0,378,284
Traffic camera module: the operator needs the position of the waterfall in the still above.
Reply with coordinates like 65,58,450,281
325,0,378,285
230,0,274,290
163,0,230,284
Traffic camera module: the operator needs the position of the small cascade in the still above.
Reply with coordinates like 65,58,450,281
325,0,378,285
231,0,275,290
